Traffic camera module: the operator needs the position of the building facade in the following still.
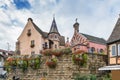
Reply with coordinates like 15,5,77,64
71,21,106,54
99,15,120,80
107,16,120,65
16,18,65,55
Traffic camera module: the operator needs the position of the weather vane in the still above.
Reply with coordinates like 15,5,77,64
75,18,78,22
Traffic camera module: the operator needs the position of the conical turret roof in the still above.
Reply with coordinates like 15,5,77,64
107,16,120,44
49,17,59,34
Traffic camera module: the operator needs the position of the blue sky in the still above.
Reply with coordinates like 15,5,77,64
0,0,120,50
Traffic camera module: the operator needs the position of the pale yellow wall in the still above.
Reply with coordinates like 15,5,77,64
18,20,44,55
117,57,120,64
110,58,116,64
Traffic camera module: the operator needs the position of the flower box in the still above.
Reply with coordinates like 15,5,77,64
42,49,52,56
30,44,35,48
46,61,57,69
27,32,31,36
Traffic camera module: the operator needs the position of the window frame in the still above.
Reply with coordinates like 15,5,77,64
111,44,116,56
31,40,35,48
27,29,31,36
118,44,120,56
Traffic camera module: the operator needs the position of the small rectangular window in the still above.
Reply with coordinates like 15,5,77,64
118,44,120,56
31,40,34,45
27,29,31,36
45,42,47,48
31,40,35,48
111,45,116,56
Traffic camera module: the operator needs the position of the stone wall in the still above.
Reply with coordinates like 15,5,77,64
7,53,107,80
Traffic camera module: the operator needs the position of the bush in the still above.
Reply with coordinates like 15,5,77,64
90,75,96,80
74,75,88,80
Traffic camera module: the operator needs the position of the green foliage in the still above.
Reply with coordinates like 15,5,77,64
74,74,97,80
72,54,76,63
72,53,88,67
29,58,42,69
82,54,88,67
62,48,72,55
99,73,112,80
4,55,42,72
46,58,57,69
22,60,28,72
4,61,11,72
51,58,57,63
74,74,88,80
90,75,96,80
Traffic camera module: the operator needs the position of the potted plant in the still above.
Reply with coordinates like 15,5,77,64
62,48,72,55
21,59,28,72
52,49,62,57
42,49,52,56
30,57,42,69
72,53,88,67
46,58,57,69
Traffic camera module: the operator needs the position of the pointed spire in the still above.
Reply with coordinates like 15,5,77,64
73,18,79,33
49,16,59,35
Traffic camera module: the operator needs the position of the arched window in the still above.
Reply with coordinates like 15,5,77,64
55,35,57,38
91,47,95,53
100,49,104,53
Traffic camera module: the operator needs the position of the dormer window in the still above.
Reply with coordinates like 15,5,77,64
27,29,31,36
31,40,35,48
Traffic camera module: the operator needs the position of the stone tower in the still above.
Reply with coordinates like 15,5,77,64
48,17,60,49
73,18,79,33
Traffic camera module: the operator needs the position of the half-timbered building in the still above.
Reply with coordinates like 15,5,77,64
99,15,120,80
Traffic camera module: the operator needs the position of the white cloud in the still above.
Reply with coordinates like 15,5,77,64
0,0,120,51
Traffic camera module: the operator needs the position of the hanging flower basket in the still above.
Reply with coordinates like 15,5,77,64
4,55,42,72
52,50,62,57
29,58,41,69
42,49,52,56
46,61,56,68
62,48,72,55
74,50,85,54
72,53,88,67
46,58,57,69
